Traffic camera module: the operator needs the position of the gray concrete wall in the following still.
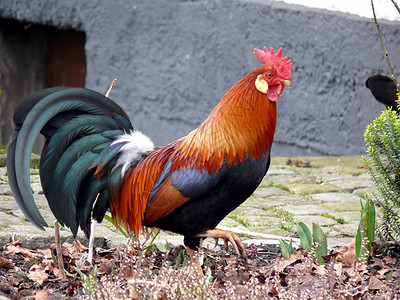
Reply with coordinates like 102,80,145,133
0,0,399,156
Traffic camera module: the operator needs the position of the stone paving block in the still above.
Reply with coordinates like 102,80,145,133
251,186,290,198
264,175,315,187
219,217,242,228
266,167,297,176
331,211,362,224
247,225,289,238
311,192,362,203
282,204,332,216
352,187,376,197
285,182,339,195
309,193,362,214
325,178,374,193
331,223,361,236
243,193,308,210
293,215,338,228
0,184,12,195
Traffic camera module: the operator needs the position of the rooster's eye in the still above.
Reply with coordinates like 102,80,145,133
266,73,272,78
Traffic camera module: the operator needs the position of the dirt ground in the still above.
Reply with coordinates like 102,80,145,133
0,238,399,299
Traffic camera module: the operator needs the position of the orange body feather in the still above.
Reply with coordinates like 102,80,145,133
112,65,277,235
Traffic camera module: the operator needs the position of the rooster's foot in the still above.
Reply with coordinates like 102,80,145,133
195,229,246,257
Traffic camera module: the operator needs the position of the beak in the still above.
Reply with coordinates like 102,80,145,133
281,80,291,87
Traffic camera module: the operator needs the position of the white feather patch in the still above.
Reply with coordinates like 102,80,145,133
111,130,154,176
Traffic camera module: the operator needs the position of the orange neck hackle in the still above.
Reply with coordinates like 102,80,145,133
171,65,278,174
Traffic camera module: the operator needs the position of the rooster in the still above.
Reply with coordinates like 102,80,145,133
7,46,291,257
366,74,399,113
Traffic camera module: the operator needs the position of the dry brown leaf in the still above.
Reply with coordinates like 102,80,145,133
333,263,343,277
383,256,395,264
369,275,384,290
3,241,22,249
392,270,400,279
35,290,52,300
52,267,65,279
0,281,14,294
71,240,88,254
128,288,140,300
286,159,311,168
37,248,52,258
313,264,326,276
0,256,14,269
275,248,308,272
377,268,391,280
4,244,37,259
335,239,356,265
28,265,49,286
98,258,112,275
121,266,134,281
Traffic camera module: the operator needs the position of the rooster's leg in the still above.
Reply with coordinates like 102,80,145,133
186,247,204,275
195,229,246,257
87,220,98,264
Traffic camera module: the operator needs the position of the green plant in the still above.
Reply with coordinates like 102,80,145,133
279,222,327,264
75,265,102,299
279,238,294,258
363,108,400,242
103,211,132,238
355,197,376,260
312,223,328,264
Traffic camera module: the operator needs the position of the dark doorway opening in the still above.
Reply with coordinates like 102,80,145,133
0,18,86,151
46,28,86,87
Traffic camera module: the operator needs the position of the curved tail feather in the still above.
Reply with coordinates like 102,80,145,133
7,87,134,235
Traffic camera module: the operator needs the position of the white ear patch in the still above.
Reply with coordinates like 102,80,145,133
111,130,154,176
255,74,269,94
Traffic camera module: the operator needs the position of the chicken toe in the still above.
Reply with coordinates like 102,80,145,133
195,229,246,257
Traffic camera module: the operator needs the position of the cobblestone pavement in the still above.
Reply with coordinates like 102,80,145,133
0,156,375,250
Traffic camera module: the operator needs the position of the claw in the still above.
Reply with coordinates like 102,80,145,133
195,229,246,257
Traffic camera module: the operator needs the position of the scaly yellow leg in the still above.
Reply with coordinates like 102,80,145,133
195,229,246,257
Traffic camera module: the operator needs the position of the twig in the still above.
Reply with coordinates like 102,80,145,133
105,79,118,98
371,0,399,89
390,0,400,15
54,220,66,279
216,224,300,244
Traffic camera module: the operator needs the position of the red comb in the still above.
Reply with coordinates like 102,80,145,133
253,47,292,80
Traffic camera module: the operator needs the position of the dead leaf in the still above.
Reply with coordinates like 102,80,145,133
71,240,88,254
335,239,357,265
313,264,326,276
369,275,384,290
37,248,52,258
52,267,65,279
0,256,14,269
4,244,37,259
35,290,52,300
98,258,112,275
3,241,22,249
0,279,14,292
287,159,311,168
29,264,48,286
333,263,343,277
29,270,48,286
275,248,308,272
383,256,395,264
